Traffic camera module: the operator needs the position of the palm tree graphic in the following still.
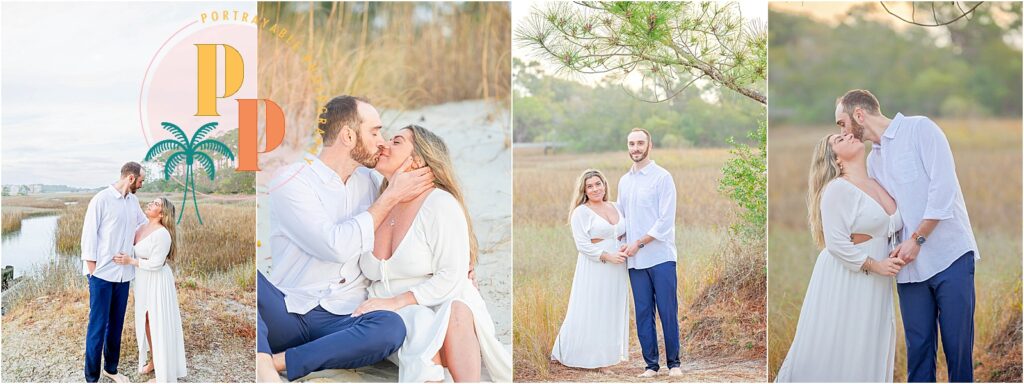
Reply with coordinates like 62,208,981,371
145,121,234,224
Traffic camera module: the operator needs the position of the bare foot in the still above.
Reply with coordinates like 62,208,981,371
138,361,154,375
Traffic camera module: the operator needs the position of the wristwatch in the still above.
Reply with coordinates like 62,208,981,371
914,232,927,246
638,242,645,249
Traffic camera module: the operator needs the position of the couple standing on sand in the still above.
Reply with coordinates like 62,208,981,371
551,128,683,379
255,95,512,383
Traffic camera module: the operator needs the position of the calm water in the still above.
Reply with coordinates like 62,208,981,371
2,215,59,278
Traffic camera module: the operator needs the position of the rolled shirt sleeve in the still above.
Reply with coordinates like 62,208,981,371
80,195,102,273
271,176,374,264
645,173,677,241
917,118,958,221
821,181,870,272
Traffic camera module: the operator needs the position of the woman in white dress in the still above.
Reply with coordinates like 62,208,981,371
113,197,187,383
354,125,512,383
775,133,904,382
550,169,629,370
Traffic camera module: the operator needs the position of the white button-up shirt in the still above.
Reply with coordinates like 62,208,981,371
267,154,381,315
868,113,979,283
80,185,147,282
618,161,678,269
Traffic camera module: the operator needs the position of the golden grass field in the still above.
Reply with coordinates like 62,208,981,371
514,148,766,382
767,119,1023,382
258,2,511,150
1,192,256,382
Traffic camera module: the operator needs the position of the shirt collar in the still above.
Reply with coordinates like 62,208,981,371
306,153,342,184
107,184,128,200
631,160,657,175
882,112,905,140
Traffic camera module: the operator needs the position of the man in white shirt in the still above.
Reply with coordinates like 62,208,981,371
82,162,147,383
836,89,978,382
618,128,682,378
256,96,434,382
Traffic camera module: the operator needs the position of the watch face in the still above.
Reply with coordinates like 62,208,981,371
916,236,926,245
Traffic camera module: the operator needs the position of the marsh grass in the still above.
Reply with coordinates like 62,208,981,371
767,119,1023,382
258,2,511,151
7,193,256,309
513,148,766,380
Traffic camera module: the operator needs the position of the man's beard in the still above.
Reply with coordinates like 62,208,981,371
629,146,649,163
352,139,380,168
848,114,866,141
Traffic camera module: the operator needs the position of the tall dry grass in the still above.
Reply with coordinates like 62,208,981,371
258,2,511,151
2,211,26,234
767,119,1023,382
12,193,256,310
513,148,766,381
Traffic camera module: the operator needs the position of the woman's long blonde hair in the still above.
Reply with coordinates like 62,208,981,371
380,125,479,266
157,197,178,261
568,169,609,223
808,134,843,248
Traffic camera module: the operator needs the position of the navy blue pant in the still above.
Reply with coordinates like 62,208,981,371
84,276,131,383
257,272,406,381
898,251,975,383
629,261,680,372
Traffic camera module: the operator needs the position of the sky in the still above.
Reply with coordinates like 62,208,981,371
1,1,255,188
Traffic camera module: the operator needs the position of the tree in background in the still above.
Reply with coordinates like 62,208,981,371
769,2,1021,124
517,1,766,104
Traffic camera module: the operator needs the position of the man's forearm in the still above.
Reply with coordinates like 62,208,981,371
86,260,96,275
366,193,400,230
637,234,656,245
915,219,939,239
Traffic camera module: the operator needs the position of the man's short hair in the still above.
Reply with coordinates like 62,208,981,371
837,89,882,116
121,162,142,178
318,95,370,146
629,127,652,143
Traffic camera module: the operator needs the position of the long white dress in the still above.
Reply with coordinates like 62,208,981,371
358,189,513,383
550,203,629,368
133,227,187,383
775,178,902,382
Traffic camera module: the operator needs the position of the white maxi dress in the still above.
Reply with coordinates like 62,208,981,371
775,178,902,382
550,203,629,368
133,227,187,382
359,189,513,383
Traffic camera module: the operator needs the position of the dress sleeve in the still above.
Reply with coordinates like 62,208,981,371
137,229,171,271
408,193,471,307
820,181,869,272
571,207,605,263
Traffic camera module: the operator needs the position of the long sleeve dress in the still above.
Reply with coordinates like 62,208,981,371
133,227,187,383
550,203,630,368
359,189,513,383
775,178,902,382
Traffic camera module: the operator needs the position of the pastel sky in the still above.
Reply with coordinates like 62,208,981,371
1,1,256,188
